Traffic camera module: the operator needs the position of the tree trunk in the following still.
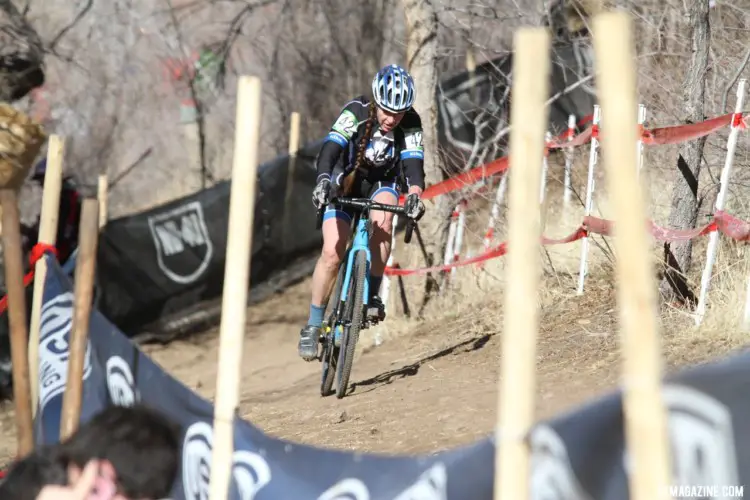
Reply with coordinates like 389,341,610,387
381,0,406,67
659,0,710,305
402,0,453,313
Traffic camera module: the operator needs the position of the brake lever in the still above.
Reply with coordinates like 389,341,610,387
404,217,415,244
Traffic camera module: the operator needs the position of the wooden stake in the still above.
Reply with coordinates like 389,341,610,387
59,198,99,441
208,75,262,500
281,111,300,256
592,11,671,500
28,136,64,418
97,174,108,230
495,26,551,500
0,189,34,457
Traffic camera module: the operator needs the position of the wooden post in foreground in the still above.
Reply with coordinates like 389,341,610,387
281,111,300,255
29,135,64,419
208,75,262,500
0,103,45,457
59,198,100,441
0,190,34,457
495,26,551,500
97,174,108,230
592,11,671,500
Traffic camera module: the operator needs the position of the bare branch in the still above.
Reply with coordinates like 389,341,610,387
163,0,214,187
48,0,95,52
721,45,750,113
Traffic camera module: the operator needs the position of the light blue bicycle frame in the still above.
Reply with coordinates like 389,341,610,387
339,213,372,310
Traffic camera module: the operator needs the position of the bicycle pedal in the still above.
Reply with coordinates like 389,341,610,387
367,308,386,322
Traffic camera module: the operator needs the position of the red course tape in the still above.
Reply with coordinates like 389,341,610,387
386,109,748,276
386,211,750,276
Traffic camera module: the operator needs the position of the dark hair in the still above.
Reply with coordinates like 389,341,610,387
55,403,181,499
0,446,68,500
342,100,376,195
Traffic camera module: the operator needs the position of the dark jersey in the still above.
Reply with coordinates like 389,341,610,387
315,95,426,191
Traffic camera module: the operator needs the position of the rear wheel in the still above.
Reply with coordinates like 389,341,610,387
320,258,347,397
336,250,367,399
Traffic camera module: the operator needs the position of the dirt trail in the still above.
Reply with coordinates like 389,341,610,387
139,276,636,455
141,273,739,456
0,271,738,464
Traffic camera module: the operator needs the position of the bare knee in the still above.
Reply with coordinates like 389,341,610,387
371,189,398,236
318,216,349,271
320,241,343,271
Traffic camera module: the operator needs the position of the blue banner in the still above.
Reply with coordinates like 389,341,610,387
33,256,750,499
34,257,493,499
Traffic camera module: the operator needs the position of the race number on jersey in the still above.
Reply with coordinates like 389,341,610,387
401,128,425,161
332,110,359,140
404,129,423,150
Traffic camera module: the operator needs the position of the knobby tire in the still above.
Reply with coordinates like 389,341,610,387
320,257,346,397
336,250,367,399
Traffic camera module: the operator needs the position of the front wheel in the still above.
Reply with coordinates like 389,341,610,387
320,259,347,397
336,250,367,399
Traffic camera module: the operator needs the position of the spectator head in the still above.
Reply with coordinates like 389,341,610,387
30,157,49,184
0,446,67,500
56,403,181,499
29,157,75,187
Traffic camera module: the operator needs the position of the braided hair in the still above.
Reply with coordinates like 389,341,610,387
342,101,376,196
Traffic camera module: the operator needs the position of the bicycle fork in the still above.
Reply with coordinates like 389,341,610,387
324,217,374,350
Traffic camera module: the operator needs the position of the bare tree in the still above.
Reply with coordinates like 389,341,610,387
402,0,455,310
659,0,710,305
255,0,392,151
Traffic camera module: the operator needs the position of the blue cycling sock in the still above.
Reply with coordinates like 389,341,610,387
308,304,326,328
369,275,383,300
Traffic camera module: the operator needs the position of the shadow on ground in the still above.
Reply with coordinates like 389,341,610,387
348,333,492,396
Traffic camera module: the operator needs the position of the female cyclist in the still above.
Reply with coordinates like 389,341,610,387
298,64,427,361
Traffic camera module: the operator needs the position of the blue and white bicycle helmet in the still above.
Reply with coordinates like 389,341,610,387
371,64,416,113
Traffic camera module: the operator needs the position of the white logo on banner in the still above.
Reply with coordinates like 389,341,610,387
38,291,92,412
437,72,499,153
569,40,596,96
667,384,738,497
105,355,139,406
182,421,271,500
147,201,213,284
620,384,740,498
393,462,447,500
529,425,591,500
317,477,370,500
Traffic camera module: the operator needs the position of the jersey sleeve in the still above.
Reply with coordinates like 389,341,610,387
399,111,426,190
315,99,364,181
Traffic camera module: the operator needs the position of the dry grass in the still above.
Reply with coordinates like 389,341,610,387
378,128,750,383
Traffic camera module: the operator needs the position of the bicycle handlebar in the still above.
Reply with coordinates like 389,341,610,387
334,197,410,214
315,197,417,244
